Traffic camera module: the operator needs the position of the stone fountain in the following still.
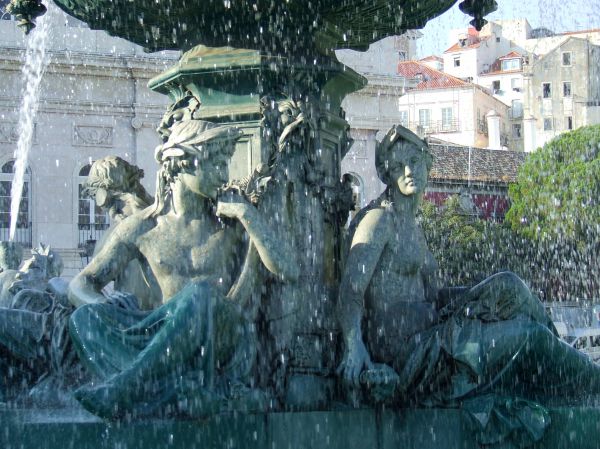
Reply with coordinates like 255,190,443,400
3,0,600,448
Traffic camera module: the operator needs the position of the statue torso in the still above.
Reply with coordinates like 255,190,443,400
364,208,438,353
136,214,242,301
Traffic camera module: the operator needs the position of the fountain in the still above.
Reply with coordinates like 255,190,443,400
8,3,51,242
2,0,600,448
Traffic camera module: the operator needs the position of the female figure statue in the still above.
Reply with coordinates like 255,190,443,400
68,119,298,418
83,156,160,309
337,125,600,408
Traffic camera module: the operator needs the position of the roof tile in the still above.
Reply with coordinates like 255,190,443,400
397,61,467,90
428,144,525,184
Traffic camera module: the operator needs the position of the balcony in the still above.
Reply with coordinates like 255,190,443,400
0,223,32,247
509,106,523,119
78,223,110,248
411,119,460,135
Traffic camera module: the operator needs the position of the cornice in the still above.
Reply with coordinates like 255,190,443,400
0,48,178,80
0,96,166,117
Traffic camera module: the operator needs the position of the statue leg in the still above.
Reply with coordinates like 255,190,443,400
475,319,600,399
460,271,554,329
69,282,225,417
0,308,50,398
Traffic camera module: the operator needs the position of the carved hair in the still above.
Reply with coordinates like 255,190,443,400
147,120,244,217
375,124,433,186
84,156,152,205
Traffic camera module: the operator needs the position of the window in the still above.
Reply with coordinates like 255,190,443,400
501,58,521,71
492,80,501,93
418,109,431,128
496,36,501,43
453,57,461,67
512,124,522,138
399,110,408,126
511,77,522,91
563,81,572,97
542,82,552,98
398,51,407,61
566,116,573,130
562,52,572,66
441,107,453,129
77,164,110,247
0,160,31,245
543,118,553,131
511,100,523,119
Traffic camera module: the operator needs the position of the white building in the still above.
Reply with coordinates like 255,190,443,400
522,37,600,151
441,19,600,152
0,6,177,272
337,34,422,209
396,61,509,149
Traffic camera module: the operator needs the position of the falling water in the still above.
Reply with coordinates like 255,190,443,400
9,11,52,241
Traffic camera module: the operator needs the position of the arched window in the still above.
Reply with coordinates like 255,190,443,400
0,160,32,245
77,163,109,247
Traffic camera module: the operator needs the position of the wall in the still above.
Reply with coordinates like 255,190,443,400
0,7,178,257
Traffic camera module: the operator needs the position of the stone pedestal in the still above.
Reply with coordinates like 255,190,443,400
3,406,599,449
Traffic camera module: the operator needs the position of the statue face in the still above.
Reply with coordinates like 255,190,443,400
389,144,428,197
180,150,230,200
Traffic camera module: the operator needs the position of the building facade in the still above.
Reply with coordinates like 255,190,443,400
522,37,600,151
0,6,178,272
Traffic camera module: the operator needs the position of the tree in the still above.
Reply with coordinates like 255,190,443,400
505,125,600,299
506,125,600,245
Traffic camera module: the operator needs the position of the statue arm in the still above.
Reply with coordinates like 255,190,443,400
216,197,299,282
68,218,141,307
337,208,391,385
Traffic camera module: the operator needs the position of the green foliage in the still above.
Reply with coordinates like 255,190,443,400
420,196,528,288
506,125,600,244
422,131,600,300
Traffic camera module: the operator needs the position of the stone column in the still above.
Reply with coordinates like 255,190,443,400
485,109,501,150
523,115,537,153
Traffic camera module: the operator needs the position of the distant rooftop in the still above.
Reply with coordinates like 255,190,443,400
397,61,467,90
429,144,525,184
419,55,443,62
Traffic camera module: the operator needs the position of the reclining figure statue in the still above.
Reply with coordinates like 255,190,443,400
67,119,298,418
337,125,600,444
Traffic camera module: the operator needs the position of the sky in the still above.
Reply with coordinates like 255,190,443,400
417,0,600,57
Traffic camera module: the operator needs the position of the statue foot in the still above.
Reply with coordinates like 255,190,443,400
359,363,400,402
224,382,269,413
73,381,127,419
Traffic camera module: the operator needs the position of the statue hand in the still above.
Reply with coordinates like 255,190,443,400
337,338,374,387
216,190,251,221
105,291,140,311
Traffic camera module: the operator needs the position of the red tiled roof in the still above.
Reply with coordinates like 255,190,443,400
467,27,479,37
420,55,443,62
480,51,523,76
444,41,482,53
428,144,525,183
397,61,467,90
499,50,522,59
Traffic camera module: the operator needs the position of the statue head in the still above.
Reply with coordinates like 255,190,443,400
14,243,62,285
84,156,152,220
375,125,433,197
150,120,244,214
